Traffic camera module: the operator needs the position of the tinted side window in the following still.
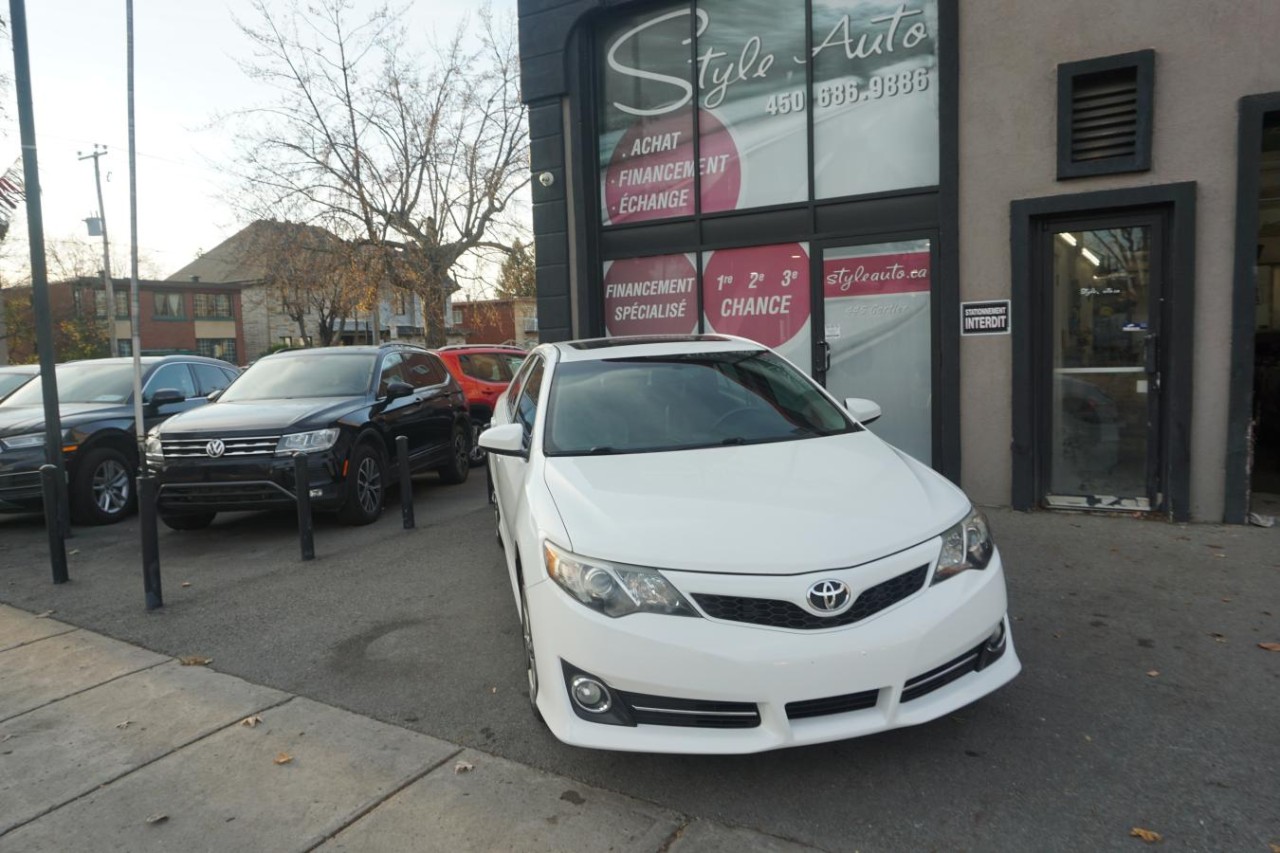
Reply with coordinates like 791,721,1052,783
193,363,234,397
516,359,544,433
403,352,448,388
145,363,197,400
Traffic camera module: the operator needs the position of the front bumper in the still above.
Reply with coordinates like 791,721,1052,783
526,540,1020,754
0,448,56,512
153,452,346,515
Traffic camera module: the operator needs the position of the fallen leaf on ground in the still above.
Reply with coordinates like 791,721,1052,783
273,752,293,765
68,549,79,556
490,687,497,694
1146,670,1159,678
179,656,212,666
1083,734,1092,742
1129,827,1162,843
1268,843,1279,853
240,715,262,728
453,760,474,774
1258,643,1280,652
1220,597,1231,602
181,582,191,588
1208,633,1227,644
33,610,54,619
115,720,133,730
145,814,168,825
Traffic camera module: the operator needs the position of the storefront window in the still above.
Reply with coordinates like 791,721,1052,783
702,243,811,372
603,254,700,337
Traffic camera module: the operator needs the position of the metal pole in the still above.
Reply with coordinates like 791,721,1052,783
294,453,315,560
9,0,71,566
397,434,414,529
126,0,161,607
78,145,119,356
39,465,67,583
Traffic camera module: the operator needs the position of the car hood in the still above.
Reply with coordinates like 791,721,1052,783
542,432,969,575
0,402,130,436
157,398,358,436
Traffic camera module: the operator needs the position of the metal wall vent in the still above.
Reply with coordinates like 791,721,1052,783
1070,66,1139,163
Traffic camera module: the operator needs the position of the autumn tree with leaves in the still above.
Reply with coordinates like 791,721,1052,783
227,0,530,346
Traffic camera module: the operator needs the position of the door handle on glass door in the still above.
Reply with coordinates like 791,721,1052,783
1143,334,1158,374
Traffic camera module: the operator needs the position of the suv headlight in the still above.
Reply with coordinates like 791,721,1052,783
0,433,45,452
933,506,995,584
542,542,699,618
276,428,340,455
145,430,163,459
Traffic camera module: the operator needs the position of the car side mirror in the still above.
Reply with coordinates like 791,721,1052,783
844,397,882,425
385,380,414,401
148,388,186,411
479,422,528,459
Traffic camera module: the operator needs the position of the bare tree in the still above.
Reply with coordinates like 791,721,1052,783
227,0,530,346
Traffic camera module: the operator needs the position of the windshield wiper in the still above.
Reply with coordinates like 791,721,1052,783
720,436,749,446
586,446,615,454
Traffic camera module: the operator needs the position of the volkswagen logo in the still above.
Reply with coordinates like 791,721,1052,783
205,439,226,458
807,580,851,614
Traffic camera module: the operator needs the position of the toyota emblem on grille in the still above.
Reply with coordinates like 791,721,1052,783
205,439,226,458
807,580,851,613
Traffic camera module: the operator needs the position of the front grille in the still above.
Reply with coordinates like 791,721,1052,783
616,690,760,729
901,643,983,703
692,565,928,630
161,435,281,458
0,470,42,497
786,688,880,721
158,481,293,507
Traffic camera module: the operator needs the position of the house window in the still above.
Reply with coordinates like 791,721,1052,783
1057,50,1154,179
93,290,129,319
196,338,238,363
153,292,185,319
391,291,409,314
193,292,233,318
117,339,132,357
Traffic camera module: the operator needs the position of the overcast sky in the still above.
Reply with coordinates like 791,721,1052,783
0,0,522,287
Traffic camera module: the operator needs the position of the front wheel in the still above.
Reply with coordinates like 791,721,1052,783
437,425,470,485
338,441,387,525
521,585,543,723
70,447,136,525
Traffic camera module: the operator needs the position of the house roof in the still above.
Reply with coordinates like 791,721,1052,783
165,220,338,285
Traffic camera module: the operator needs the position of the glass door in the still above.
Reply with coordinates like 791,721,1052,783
817,238,934,464
1045,218,1162,509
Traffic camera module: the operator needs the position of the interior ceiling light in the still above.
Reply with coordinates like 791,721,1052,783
1080,247,1101,266
1057,232,1079,246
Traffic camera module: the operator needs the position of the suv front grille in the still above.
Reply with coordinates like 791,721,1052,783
161,435,281,458
691,565,928,630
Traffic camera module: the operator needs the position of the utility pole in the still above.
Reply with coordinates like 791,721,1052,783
78,144,119,356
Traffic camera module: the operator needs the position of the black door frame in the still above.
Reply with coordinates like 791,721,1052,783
1011,182,1196,521
1224,93,1280,523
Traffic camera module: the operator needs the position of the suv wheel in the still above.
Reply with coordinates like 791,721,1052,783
161,512,217,531
437,425,470,485
70,447,136,525
338,440,387,525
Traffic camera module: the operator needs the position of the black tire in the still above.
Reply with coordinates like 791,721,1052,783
70,446,136,525
160,512,217,531
338,439,387,526
521,584,544,723
437,424,471,485
489,466,502,548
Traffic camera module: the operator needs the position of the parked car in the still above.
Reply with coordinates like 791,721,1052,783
434,344,526,465
147,344,471,530
483,334,1019,754
0,364,39,403
0,356,239,524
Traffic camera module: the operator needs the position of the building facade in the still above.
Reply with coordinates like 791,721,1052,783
451,297,539,348
518,0,1280,523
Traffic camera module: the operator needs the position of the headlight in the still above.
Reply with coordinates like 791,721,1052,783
542,542,700,618
0,433,45,452
932,506,995,584
145,431,163,459
276,428,340,455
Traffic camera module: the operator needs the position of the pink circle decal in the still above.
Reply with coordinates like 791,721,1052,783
604,110,740,225
604,254,699,337
704,244,810,349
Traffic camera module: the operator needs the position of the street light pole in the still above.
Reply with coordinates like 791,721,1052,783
78,144,120,357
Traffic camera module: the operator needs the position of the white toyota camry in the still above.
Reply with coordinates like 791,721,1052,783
482,335,1019,754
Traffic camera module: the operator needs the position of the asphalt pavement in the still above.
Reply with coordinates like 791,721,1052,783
1,472,1278,852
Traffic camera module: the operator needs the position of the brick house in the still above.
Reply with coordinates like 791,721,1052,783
450,297,538,348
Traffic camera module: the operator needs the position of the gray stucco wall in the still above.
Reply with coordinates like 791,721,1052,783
959,0,1280,521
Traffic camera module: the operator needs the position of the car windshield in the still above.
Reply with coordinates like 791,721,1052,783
220,352,376,401
457,352,523,383
544,350,857,456
0,372,35,399
2,362,136,406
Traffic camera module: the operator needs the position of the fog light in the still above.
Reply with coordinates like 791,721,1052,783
570,676,611,713
309,488,323,498
986,621,1006,652
976,619,1008,671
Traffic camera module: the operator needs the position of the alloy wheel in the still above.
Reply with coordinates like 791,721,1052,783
522,589,538,710
356,457,382,514
92,459,131,515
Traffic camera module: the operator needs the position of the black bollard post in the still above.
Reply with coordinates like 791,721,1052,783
39,464,68,584
294,452,314,561
138,473,162,609
396,435,414,530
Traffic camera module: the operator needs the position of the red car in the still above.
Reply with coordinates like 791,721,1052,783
434,345,527,464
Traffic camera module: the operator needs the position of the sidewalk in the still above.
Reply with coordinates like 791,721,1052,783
0,604,816,853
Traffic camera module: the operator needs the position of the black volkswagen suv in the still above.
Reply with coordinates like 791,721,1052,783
148,345,471,529
0,356,239,524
